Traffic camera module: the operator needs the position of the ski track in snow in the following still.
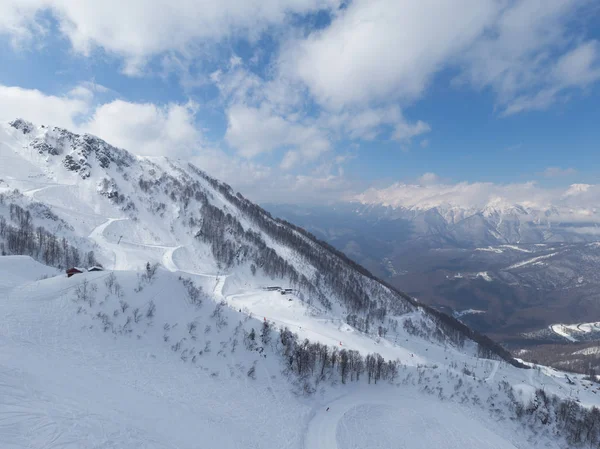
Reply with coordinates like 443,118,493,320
304,388,519,449
486,360,500,382
88,218,130,270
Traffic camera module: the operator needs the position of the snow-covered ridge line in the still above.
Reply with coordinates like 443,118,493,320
354,181,600,219
0,118,521,368
506,252,560,270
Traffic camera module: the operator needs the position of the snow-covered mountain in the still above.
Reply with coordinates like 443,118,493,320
2,119,600,448
355,182,600,246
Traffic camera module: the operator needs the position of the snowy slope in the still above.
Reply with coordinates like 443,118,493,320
3,119,600,448
0,118,492,361
1,255,598,449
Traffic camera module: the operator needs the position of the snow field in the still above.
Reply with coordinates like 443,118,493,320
2,256,600,448
4,121,600,448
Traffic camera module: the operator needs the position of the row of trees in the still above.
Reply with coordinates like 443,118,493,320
0,201,97,269
275,325,400,386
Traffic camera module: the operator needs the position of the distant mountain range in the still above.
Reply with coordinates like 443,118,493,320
267,198,600,348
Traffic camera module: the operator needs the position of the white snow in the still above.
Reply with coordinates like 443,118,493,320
499,245,532,253
506,252,559,270
475,246,504,253
574,347,600,356
306,386,518,449
550,321,600,341
455,309,486,318
2,120,600,448
550,324,579,342
476,271,493,281
223,288,422,364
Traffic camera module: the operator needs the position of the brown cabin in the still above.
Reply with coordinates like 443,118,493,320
66,267,84,278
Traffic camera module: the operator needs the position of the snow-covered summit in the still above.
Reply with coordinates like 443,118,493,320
353,180,600,245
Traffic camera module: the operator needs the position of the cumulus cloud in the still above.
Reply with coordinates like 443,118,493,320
224,104,331,166
459,0,600,115
282,0,498,109
0,0,342,73
83,100,201,158
1,1,598,203
0,84,90,128
418,172,439,185
0,82,202,159
392,119,431,143
0,82,352,204
278,0,599,117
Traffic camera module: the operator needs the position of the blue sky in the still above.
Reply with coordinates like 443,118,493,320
0,0,599,204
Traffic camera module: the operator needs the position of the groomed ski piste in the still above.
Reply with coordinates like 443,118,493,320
2,120,600,448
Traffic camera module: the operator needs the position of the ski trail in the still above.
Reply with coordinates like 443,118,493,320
528,366,535,386
162,245,183,272
304,389,520,449
22,184,56,198
213,275,227,299
88,218,129,270
486,361,500,382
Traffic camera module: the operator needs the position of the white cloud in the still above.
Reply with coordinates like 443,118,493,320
459,0,600,115
553,41,600,87
0,82,354,204
281,0,499,109
224,103,331,167
0,84,90,128
216,62,430,159
542,167,577,178
392,119,431,143
0,82,201,159
0,0,342,73
83,100,201,158
418,172,439,185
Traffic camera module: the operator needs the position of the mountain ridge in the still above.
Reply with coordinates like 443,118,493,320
5,118,600,448
0,117,520,366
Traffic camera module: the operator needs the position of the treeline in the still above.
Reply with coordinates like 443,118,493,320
187,164,405,317
270,323,399,388
520,342,600,376
0,200,97,269
184,163,522,367
515,386,600,447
